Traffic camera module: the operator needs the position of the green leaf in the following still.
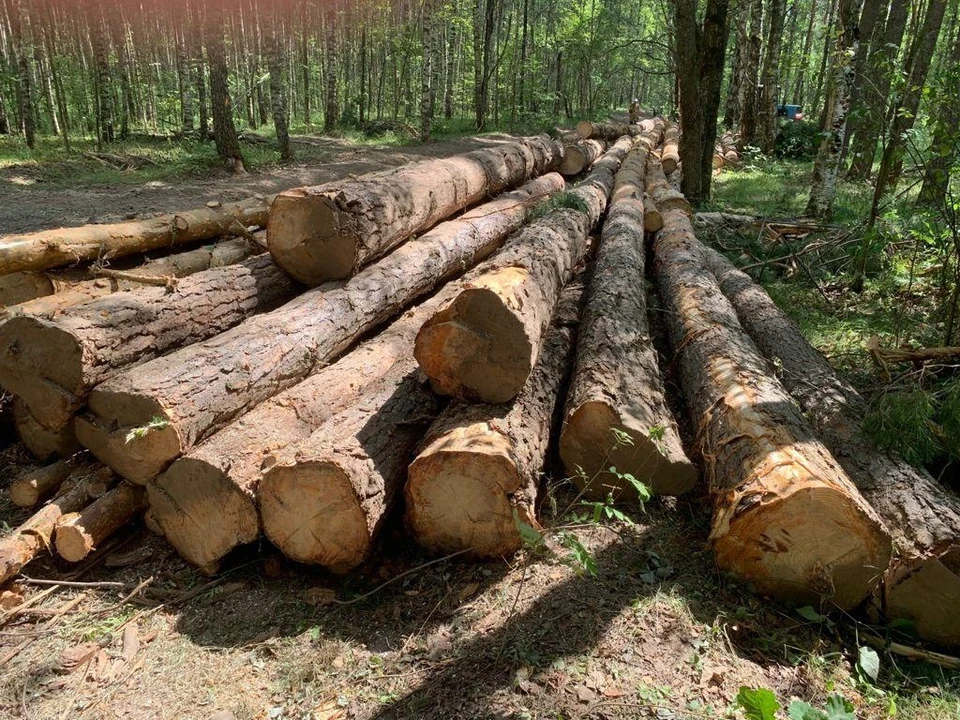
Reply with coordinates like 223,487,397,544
857,646,880,682
824,694,856,720
788,701,827,720
736,687,780,720
559,532,597,577
513,509,544,550
796,605,826,622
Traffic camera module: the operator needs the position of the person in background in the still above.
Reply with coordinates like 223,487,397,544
628,98,641,123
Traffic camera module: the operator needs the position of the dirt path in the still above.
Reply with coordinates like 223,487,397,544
0,136,507,235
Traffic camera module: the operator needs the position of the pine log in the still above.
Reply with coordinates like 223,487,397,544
0,465,115,585
575,118,659,140
560,148,696,498
643,195,664,232
406,279,586,559
559,139,606,176
9,458,84,507
259,345,444,574
704,247,960,646
148,285,460,572
646,154,692,214
415,137,632,404
0,254,299,432
266,136,563,285
13,397,80,461
661,123,680,175
76,175,567,485
654,209,891,610
0,196,270,276
1,237,261,321
54,483,147,562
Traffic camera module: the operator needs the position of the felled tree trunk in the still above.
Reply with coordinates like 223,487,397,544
1,236,261,321
0,465,114,584
77,176,566,486
54,483,147,562
8,458,84,507
0,197,270,275
559,139,605,176
13,398,79,461
266,136,563,285
406,279,586,559
646,152,692,214
0,254,299,432
704,247,960,645
654,209,891,611
415,137,631,404
575,118,657,140
661,123,680,174
560,147,696,499
643,196,664,231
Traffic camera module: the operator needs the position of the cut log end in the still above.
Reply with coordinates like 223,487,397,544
9,460,76,507
259,461,369,574
884,551,960,647
713,482,891,610
406,445,528,560
560,401,697,498
53,513,94,563
147,457,258,570
13,399,80,462
266,193,355,285
415,271,534,403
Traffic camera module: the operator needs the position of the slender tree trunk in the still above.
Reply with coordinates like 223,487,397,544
323,8,337,130
838,0,884,162
812,0,837,114
757,0,785,154
205,1,245,172
791,0,818,103
737,0,762,147
724,0,749,129
300,2,310,125
420,0,434,140
192,1,209,137
267,0,292,161
11,0,35,148
88,0,113,146
918,16,960,207
177,15,195,132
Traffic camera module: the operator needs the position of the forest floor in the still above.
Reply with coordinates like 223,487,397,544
1,133,959,720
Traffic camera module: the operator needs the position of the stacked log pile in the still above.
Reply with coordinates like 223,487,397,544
1,125,959,651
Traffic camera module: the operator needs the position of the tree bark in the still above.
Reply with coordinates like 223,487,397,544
9,457,84,507
205,1,245,172
0,254,299,432
0,196,270,276
917,12,960,207
704,248,960,646
838,0,885,163
13,397,79,461
0,465,114,585
77,175,565,486
737,0,763,148
757,0,786,155
266,135,562,285
646,152,692,214
653,209,891,610
415,138,630,404
1,237,260,320
420,0,435,141
561,143,697,499
406,278,585,559
266,1,293,163
575,119,656,140
54,482,146,562
558,139,605,176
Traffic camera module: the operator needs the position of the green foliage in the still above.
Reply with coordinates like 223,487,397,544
528,191,591,221
857,646,881,684
776,120,822,160
862,388,943,466
738,686,858,720
787,695,856,720
736,686,780,720
125,416,170,444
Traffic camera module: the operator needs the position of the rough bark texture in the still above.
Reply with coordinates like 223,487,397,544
0,465,114,585
756,0,786,155
13,397,80,461
415,137,631,404
704,247,960,646
0,254,299,432
0,197,269,276
654,209,891,610
259,350,444,573
78,176,566,485
266,135,563,285
558,139,605,176
9,458,84,508
1,237,262,321
54,483,147,562
660,123,680,175
147,282,465,572
406,279,585,559
561,147,696,499
575,119,657,140
646,153,692,214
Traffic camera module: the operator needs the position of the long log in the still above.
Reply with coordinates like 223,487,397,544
8,458,84,507
414,137,633,404
654,209,891,610
1,236,261,321
0,465,115,585
661,123,680,175
13,398,80,461
560,146,696,498
646,153,692,214
559,139,606,176
575,119,658,140
148,285,461,572
704,247,960,646
406,279,586,559
0,254,300,432
259,341,445,574
76,175,567,485
0,196,270,276
266,136,563,285
54,483,147,562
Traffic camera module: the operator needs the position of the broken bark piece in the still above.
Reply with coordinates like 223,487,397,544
54,483,147,562
653,209,891,611
415,138,632,404
78,175,567,485
267,136,563,285
406,279,586,559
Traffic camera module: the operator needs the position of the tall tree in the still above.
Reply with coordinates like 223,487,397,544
790,0,818,103
837,0,884,162
420,0,435,141
674,0,732,205
918,13,960,207
205,1,245,172
323,7,337,131
757,0,786,154
87,0,113,147
266,0,292,162
805,0,863,219
737,0,762,147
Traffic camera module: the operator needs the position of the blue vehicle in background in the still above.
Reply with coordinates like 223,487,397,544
777,104,804,121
